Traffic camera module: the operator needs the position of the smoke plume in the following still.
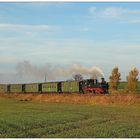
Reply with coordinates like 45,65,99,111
16,61,104,83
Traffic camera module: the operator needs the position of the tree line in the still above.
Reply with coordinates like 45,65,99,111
109,67,139,93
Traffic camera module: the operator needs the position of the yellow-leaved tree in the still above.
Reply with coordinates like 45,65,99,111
126,68,139,92
109,67,121,93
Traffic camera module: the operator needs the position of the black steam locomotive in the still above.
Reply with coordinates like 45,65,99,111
80,78,108,94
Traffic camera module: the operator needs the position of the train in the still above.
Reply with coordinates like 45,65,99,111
0,78,109,94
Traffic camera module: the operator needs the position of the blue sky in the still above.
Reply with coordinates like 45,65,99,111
0,2,140,83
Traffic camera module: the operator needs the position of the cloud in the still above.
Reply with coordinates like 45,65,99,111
89,6,97,14
0,56,17,63
89,6,123,19
89,6,140,20
0,23,61,40
0,23,59,32
101,7,124,18
120,19,140,24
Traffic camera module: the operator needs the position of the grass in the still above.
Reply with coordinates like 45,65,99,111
1,93,140,105
0,96,140,138
118,81,140,90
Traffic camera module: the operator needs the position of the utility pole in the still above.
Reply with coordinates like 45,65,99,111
45,75,47,82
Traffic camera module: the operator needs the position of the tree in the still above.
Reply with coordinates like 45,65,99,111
126,68,139,92
73,74,83,81
109,67,121,91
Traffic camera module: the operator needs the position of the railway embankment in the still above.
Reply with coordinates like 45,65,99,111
0,93,140,105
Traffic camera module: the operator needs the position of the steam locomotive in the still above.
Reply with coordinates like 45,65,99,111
80,78,108,94
0,78,108,94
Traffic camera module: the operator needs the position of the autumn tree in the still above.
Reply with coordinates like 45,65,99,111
126,68,139,92
73,74,83,81
109,67,121,91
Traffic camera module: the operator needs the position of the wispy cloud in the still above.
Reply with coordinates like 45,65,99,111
0,56,17,63
120,19,140,24
0,23,61,40
0,23,60,31
89,6,97,14
89,6,140,20
100,7,124,18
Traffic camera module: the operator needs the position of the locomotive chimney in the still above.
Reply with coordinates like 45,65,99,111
95,79,97,84
101,78,105,83
45,75,47,82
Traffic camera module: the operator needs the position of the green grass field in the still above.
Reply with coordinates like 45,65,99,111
118,81,140,90
0,97,140,138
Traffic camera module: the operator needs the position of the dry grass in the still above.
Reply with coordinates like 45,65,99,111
0,93,140,105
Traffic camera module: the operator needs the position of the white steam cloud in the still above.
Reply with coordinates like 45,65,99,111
15,61,104,83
